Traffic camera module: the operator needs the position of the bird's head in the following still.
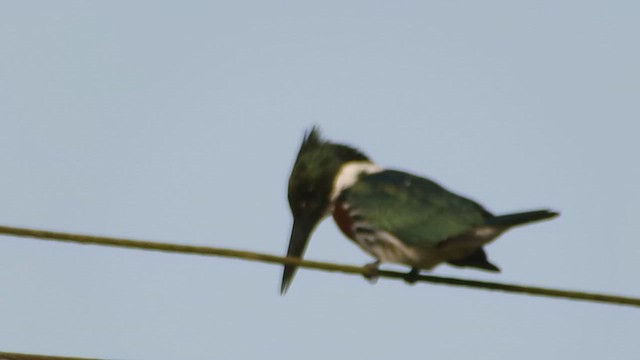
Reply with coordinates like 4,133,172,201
281,127,370,294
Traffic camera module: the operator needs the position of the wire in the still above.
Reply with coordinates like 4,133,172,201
0,351,99,360
0,224,638,308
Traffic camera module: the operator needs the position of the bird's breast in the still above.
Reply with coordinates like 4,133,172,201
331,200,356,239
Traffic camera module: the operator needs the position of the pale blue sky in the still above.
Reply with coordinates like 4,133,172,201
1,1,639,359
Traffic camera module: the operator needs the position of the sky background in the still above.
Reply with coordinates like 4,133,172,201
1,1,639,359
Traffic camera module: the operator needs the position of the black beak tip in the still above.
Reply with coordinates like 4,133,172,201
280,265,295,295
280,216,317,295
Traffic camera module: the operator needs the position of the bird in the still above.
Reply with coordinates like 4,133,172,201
280,127,558,294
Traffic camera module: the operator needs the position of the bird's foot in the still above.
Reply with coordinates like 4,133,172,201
363,261,380,284
404,268,420,285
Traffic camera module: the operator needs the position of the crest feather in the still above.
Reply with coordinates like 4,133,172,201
298,126,370,162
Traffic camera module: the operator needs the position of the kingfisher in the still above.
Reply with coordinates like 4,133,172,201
281,127,558,294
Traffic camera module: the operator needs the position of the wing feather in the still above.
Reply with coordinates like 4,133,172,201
341,170,490,247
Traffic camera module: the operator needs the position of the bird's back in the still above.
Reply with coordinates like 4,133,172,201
338,170,491,248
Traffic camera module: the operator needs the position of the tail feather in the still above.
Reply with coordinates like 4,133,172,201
487,209,559,227
448,248,501,272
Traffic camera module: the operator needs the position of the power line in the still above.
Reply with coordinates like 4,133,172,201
0,351,99,360
0,224,638,308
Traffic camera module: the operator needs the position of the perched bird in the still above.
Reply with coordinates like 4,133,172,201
281,127,558,294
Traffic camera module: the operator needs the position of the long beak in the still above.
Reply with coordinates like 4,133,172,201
280,216,316,294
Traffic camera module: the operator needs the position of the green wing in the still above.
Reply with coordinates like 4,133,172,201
342,170,491,247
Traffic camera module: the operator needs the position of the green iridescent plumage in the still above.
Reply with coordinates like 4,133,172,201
339,170,491,248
